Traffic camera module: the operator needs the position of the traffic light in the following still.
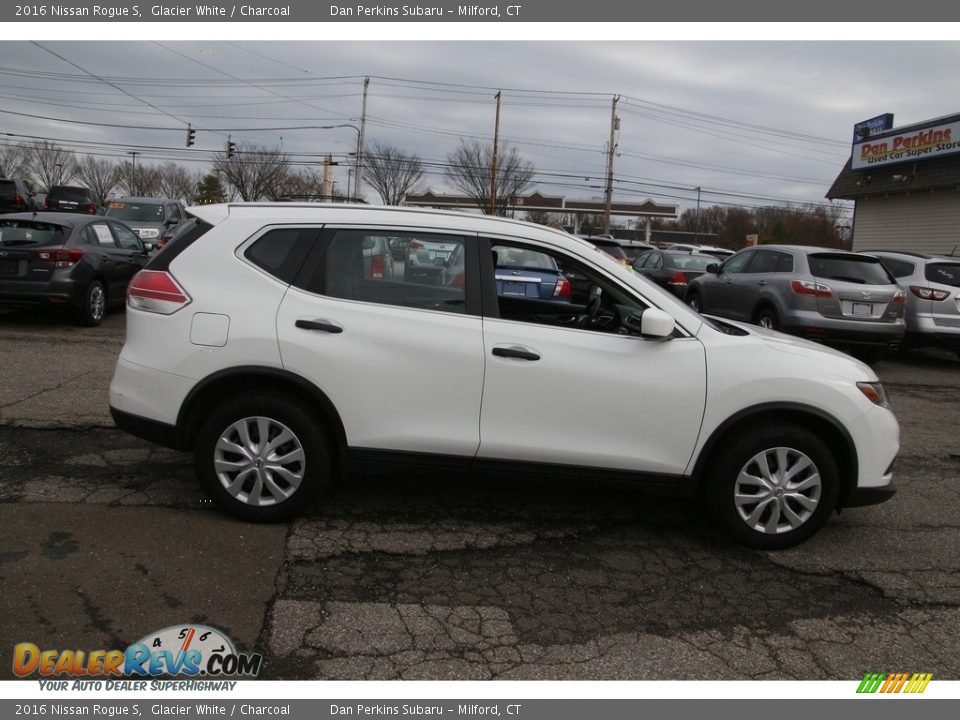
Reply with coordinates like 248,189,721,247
227,138,236,159
186,125,195,147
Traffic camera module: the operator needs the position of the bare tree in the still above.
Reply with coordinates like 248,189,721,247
28,141,79,190
445,140,535,215
117,161,161,197
76,156,119,206
0,143,29,179
156,162,197,201
278,167,326,199
212,143,290,201
363,141,424,205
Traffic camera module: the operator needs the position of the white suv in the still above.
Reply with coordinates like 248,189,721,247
109,204,899,549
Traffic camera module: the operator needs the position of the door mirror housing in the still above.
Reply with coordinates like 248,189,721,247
622,307,676,339
706,262,720,274
142,241,155,252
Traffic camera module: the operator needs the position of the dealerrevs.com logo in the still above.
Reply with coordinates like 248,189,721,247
13,625,262,679
857,672,933,694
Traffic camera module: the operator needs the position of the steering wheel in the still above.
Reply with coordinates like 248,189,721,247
578,285,603,328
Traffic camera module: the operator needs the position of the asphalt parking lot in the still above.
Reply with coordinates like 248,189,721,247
1,307,959,681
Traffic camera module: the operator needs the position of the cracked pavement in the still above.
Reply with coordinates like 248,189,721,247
1,308,958,681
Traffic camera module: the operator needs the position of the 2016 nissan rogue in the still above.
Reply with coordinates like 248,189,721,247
109,204,898,549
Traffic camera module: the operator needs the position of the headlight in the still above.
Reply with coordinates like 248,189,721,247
856,381,890,408
138,228,160,239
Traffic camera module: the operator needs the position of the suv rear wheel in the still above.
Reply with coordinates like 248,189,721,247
755,306,780,331
706,424,839,549
195,394,330,522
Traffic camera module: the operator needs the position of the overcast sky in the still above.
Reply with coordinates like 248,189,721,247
1,40,958,222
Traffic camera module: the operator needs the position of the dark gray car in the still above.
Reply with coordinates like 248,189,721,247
104,197,187,249
685,245,906,363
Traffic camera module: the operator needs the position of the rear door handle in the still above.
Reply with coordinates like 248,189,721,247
758,280,768,286
295,319,343,334
492,346,540,361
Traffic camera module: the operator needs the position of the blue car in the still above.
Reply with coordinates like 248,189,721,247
442,244,572,301
492,245,571,300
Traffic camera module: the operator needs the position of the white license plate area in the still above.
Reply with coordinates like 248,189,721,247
851,302,873,317
501,281,530,296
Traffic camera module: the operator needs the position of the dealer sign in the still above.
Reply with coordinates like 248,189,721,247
853,116,960,170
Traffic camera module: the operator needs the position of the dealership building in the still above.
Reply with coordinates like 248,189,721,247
827,112,960,255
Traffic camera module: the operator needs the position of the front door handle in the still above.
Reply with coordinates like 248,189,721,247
758,280,767,286
295,319,343,334
492,346,540,361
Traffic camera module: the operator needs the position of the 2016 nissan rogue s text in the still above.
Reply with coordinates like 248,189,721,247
109,204,898,549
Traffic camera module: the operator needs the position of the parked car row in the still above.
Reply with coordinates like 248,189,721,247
662,243,960,364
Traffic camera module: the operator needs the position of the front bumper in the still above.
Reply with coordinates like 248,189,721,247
843,481,897,508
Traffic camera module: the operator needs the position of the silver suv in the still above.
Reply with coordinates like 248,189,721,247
685,245,906,364
863,250,960,356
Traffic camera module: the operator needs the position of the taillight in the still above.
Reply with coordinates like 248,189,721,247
85,202,97,214
910,286,950,301
43,198,50,209
450,272,465,288
408,240,424,251
553,276,571,297
127,270,191,314
370,254,386,279
14,191,23,208
33,247,84,268
668,271,688,286
790,279,833,298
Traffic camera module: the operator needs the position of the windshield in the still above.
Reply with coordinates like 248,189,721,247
808,254,893,285
105,202,165,222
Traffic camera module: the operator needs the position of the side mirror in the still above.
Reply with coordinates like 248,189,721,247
142,242,155,252
623,307,676,339
706,263,720,274
361,237,376,250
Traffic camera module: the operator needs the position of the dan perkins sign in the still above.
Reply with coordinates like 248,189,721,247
853,117,960,169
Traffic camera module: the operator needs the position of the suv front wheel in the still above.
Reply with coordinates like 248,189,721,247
195,394,330,522
706,424,839,549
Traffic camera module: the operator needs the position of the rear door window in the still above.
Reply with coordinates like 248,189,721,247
808,254,893,285
89,223,118,248
318,229,470,315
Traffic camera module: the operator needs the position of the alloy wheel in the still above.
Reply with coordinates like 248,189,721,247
213,416,305,507
734,446,822,535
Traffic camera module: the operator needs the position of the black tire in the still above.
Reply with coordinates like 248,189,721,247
687,292,702,313
194,394,330,522
705,424,839,550
78,280,106,327
755,306,780,331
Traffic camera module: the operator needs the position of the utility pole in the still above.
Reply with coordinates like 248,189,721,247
490,90,501,215
353,76,369,201
603,95,620,235
127,151,140,196
694,186,702,243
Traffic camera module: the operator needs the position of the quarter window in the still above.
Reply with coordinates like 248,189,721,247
244,228,315,284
